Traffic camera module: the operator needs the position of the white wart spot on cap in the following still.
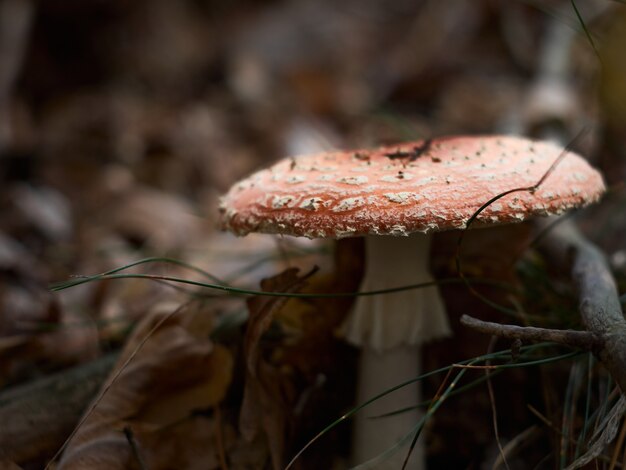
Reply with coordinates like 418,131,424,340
453,220,467,229
303,228,327,238
388,224,408,236
236,180,254,191
272,195,296,208
286,175,306,184
333,197,366,212
380,174,405,182
384,192,417,204
218,197,227,212
300,197,324,211
338,175,368,185
294,164,313,171
415,176,437,185
335,226,357,238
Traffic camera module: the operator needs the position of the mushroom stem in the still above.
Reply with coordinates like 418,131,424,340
343,233,450,468
353,346,423,468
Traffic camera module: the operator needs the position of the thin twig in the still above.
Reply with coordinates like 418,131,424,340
460,314,601,352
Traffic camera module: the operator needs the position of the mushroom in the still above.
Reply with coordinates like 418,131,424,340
219,135,605,468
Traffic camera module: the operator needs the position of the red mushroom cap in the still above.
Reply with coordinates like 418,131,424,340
219,135,605,239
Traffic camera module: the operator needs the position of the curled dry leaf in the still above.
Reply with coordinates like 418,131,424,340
243,267,314,376
240,361,295,470
136,415,230,470
240,268,314,470
136,344,232,430
58,302,233,469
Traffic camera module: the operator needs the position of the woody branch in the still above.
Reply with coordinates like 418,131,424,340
462,218,626,393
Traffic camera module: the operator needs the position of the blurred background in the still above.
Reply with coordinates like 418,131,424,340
1,0,626,468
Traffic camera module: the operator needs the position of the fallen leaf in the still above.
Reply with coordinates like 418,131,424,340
58,301,234,468
244,267,314,376
0,291,99,385
136,415,225,470
137,343,233,430
0,461,24,470
240,360,296,470
239,268,314,469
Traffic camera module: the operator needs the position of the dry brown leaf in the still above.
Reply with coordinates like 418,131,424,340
244,267,313,376
136,415,225,470
36,302,100,366
240,360,295,470
58,301,233,469
0,229,99,383
0,335,28,355
0,292,99,384
273,274,352,376
96,279,173,344
137,412,271,470
239,268,315,470
136,344,233,430
0,461,23,470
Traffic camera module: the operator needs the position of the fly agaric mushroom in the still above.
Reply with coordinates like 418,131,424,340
219,135,605,468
